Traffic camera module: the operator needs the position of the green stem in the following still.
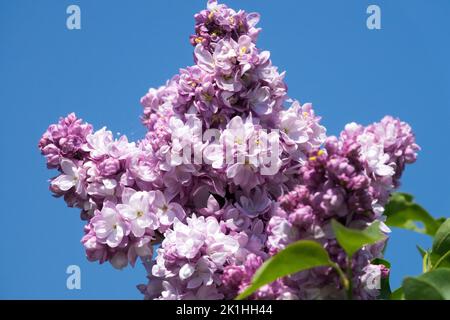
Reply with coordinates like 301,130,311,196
331,262,350,296
422,252,430,273
346,259,353,300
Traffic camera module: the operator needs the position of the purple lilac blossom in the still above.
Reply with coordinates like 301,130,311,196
39,1,419,299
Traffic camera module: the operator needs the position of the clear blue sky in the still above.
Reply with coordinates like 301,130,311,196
0,0,449,299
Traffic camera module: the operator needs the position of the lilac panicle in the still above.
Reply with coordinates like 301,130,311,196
38,1,419,300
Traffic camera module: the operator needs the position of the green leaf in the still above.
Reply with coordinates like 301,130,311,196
371,258,391,300
428,219,450,270
433,250,450,270
432,219,450,256
331,220,385,258
236,240,333,300
384,193,444,236
416,245,427,258
372,258,391,269
390,287,404,300
403,268,450,300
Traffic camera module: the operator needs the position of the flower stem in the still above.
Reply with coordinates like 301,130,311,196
331,262,350,298
346,259,353,300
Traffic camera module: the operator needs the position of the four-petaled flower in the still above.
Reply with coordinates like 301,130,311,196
117,188,159,237
92,202,129,248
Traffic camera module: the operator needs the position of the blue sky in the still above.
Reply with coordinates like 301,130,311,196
0,0,449,299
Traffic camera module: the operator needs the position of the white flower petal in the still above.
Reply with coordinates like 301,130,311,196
194,45,215,73
179,263,196,280
106,227,123,248
52,174,75,191
93,221,110,239
376,164,394,177
117,205,137,221
131,220,145,237
60,158,78,176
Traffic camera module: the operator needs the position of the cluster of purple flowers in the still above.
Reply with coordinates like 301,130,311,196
141,0,287,132
39,1,419,299
38,113,188,268
248,116,419,299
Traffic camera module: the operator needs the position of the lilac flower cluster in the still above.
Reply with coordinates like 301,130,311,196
235,116,419,299
39,1,419,299
141,0,287,131
189,0,261,50
39,114,188,268
39,112,92,170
